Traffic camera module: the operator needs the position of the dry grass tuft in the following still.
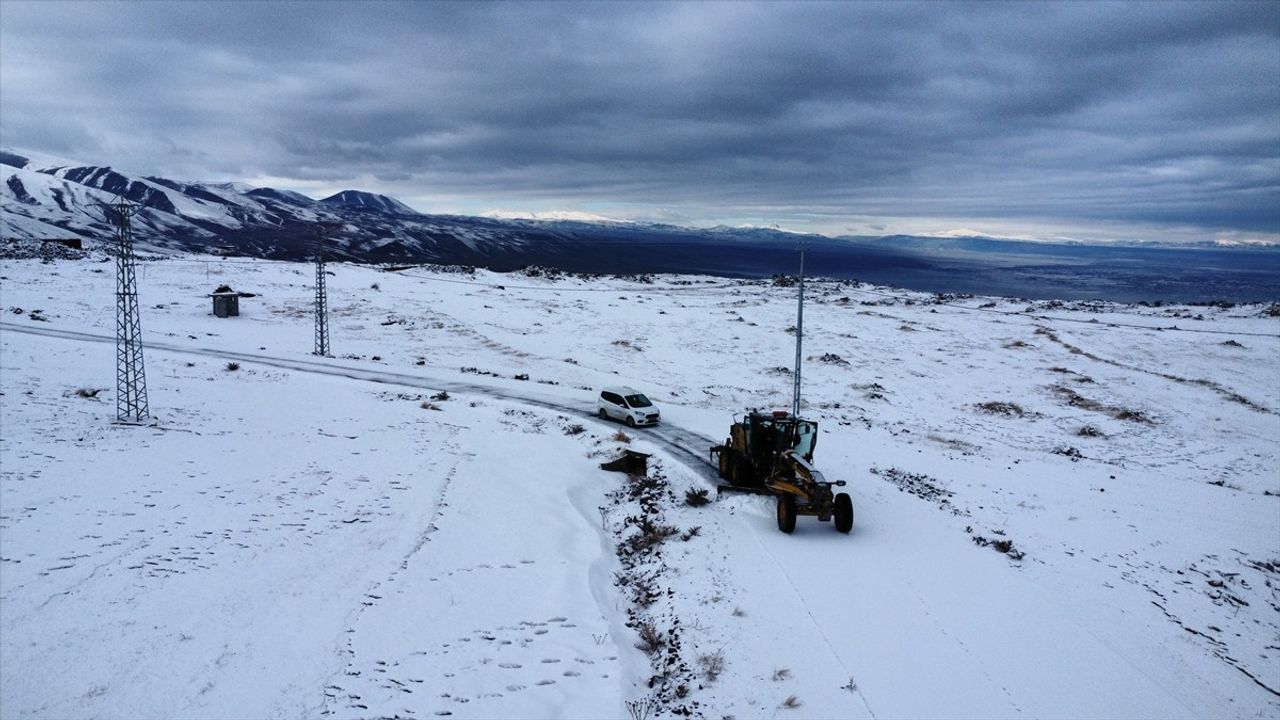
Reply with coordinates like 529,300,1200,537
684,488,711,507
634,621,665,655
975,401,1024,416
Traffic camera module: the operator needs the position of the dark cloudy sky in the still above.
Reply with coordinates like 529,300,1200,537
2,1,1277,242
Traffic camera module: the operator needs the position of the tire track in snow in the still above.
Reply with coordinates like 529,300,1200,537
744,514,879,719
319,431,465,717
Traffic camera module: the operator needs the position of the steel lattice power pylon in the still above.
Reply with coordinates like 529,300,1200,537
99,196,150,423
313,228,331,357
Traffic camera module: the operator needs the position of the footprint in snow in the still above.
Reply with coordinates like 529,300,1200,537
506,684,526,692
535,679,556,686
540,658,560,664
498,662,522,669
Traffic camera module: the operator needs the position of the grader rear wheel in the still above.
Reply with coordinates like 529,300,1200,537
776,494,797,534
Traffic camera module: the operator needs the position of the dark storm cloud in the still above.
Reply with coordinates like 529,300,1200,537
2,1,1277,240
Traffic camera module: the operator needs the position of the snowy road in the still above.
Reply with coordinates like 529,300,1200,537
1,319,722,475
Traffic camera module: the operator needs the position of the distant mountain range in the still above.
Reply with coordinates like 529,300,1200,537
1,147,845,269
3,148,1277,302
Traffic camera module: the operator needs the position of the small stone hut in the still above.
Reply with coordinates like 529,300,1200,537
209,285,256,318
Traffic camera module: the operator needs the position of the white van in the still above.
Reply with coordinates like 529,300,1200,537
597,387,661,427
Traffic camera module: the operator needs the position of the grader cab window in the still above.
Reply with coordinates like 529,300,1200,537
793,421,816,459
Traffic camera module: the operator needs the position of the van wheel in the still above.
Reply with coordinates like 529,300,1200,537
625,416,635,427
598,408,608,420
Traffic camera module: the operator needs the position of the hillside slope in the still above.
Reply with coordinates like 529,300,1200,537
1,255,1278,718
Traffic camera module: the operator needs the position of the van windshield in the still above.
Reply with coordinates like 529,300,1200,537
625,394,652,408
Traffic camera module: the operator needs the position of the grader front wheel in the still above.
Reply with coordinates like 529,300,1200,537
834,493,853,533
776,494,797,534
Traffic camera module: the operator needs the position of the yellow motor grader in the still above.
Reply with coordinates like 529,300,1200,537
711,409,853,534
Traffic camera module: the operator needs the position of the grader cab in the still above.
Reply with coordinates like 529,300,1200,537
711,410,853,534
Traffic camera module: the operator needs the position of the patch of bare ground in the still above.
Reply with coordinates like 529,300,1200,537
873,467,1028,563
1047,366,1095,383
967,527,1025,561
812,352,848,365
927,434,982,456
975,401,1025,417
852,382,888,401
1049,384,1155,424
871,467,967,517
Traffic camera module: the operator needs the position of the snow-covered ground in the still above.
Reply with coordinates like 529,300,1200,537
2,254,1277,719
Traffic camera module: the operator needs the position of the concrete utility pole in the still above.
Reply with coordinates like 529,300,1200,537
792,243,805,418
98,196,150,423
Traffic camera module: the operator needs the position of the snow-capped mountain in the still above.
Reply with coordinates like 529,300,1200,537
0,148,569,264
321,190,418,216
